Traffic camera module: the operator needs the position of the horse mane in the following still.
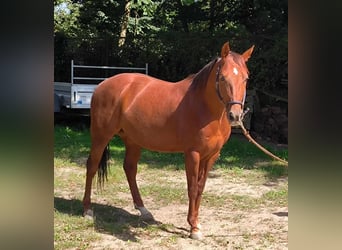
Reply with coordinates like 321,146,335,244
190,58,218,90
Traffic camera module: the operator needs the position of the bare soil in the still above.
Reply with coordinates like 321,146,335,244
55,165,288,250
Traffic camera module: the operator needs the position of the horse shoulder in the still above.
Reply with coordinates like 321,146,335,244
207,117,231,144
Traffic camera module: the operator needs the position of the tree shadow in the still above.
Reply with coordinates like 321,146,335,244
54,197,162,242
54,113,90,129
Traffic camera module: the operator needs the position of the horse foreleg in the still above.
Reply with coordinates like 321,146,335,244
196,152,220,209
123,141,153,220
185,151,202,239
185,151,220,240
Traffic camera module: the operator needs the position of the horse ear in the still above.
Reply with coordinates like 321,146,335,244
242,45,255,62
221,42,230,58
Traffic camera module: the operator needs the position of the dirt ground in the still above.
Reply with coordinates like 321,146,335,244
68,167,288,250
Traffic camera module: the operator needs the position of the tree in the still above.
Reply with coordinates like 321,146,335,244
118,0,131,47
54,0,81,37
54,0,288,102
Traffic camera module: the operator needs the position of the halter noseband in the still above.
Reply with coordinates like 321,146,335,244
215,63,246,108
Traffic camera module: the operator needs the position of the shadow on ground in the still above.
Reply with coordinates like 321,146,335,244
54,196,165,242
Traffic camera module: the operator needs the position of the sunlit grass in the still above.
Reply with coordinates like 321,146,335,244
54,210,99,250
54,124,288,175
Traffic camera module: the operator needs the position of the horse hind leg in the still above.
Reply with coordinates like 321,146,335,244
122,139,153,220
82,138,111,218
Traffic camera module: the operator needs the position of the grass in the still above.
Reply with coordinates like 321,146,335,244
54,210,99,250
54,125,288,174
54,123,288,248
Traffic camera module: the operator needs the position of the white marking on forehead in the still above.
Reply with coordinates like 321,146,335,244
233,67,238,75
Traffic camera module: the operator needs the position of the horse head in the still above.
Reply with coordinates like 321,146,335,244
216,42,254,125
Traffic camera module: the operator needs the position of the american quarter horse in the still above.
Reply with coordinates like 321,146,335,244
82,42,254,239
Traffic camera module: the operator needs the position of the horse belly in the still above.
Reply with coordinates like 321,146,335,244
116,76,188,152
120,123,183,152
120,106,184,152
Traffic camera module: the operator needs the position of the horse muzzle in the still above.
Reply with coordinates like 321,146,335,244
228,107,250,126
228,110,242,126
227,100,244,125
228,111,240,122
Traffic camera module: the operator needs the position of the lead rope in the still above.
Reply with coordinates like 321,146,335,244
238,108,288,166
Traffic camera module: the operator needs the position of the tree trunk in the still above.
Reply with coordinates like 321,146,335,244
118,0,131,47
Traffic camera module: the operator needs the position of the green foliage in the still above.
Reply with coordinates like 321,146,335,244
54,0,81,37
54,0,287,100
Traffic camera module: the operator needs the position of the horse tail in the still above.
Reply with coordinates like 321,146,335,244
97,144,110,189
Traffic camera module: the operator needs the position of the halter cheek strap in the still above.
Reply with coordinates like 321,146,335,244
215,64,246,108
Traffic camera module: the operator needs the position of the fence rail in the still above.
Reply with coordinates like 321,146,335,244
70,60,149,84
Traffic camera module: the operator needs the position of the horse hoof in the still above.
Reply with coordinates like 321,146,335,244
136,206,154,221
190,231,203,240
141,212,154,221
83,209,94,219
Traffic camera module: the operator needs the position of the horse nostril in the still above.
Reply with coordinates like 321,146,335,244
228,111,241,122
228,111,235,122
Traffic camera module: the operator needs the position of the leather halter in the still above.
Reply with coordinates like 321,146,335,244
215,63,246,108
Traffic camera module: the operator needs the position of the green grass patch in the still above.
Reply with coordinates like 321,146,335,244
54,210,99,250
262,188,288,207
54,126,91,165
217,135,288,170
54,125,288,176
141,185,188,205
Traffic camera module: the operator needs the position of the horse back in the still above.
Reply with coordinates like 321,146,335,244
93,73,188,110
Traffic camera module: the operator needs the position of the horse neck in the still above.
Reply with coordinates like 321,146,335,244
202,62,227,119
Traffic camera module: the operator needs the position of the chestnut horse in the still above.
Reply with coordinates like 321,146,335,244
82,42,254,239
